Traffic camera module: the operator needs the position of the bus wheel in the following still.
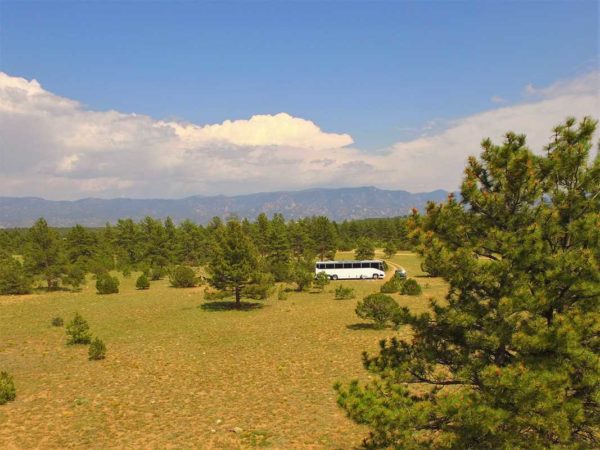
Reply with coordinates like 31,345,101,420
372,274,379,279
331,275,338,280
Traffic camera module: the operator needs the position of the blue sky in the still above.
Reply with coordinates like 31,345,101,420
2,1,597,149
0,1,598,199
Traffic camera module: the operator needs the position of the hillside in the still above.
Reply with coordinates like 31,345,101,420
0,186,449,227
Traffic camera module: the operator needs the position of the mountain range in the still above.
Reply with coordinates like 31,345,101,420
0,186,449,228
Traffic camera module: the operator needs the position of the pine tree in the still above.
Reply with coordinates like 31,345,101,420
267,214,291,281
24,218,68,290
208,219,260,306
354,237,375,260
335,117,600,449
310,216,338,260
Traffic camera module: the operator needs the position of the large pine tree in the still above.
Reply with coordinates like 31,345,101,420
335,117,599,449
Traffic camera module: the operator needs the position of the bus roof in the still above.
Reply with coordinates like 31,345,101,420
316,259,383,263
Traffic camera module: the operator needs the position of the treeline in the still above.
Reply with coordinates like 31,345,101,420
0,214,412,295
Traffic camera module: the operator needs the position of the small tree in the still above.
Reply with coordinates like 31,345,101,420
380,277,403,294
88,338,106,360
208,219,261,306
291,257,314,291
400,278,422,295
65,313,91,345
314,271,330,292
0,371,16,405
135,273,150,290
383,242,397,259
354,237,375,260
169,265,196,288
355,293,399,328
96,273,119,294
51,316,64,327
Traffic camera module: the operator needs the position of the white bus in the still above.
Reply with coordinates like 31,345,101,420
315,260,386,280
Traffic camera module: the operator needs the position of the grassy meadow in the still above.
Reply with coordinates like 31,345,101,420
0,251,447,449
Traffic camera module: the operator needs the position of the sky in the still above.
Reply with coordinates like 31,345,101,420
0,0,598,199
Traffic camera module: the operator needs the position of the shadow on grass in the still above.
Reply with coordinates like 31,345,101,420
346,322,384,331
200,301,264,312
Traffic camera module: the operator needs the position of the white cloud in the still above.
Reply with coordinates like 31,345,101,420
0,71,598,199
490,95,506,104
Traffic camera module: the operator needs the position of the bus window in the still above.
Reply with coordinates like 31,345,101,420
352,263,360,268
326,263,334,269
316,263,324,270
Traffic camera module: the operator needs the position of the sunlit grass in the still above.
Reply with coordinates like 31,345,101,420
0,252,447,449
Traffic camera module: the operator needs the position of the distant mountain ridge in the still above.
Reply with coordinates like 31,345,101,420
0,186,449,228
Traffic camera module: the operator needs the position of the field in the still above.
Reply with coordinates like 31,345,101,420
0,252,447,449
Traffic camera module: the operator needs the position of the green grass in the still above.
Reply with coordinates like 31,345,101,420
0,252,446,449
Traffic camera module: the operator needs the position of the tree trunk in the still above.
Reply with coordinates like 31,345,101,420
235,286,241,307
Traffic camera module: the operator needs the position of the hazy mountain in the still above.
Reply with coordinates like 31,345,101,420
0,186,449,228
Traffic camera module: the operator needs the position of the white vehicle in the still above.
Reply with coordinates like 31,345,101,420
315,260,386,280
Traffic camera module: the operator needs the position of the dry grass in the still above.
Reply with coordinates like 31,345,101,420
0,251,447,449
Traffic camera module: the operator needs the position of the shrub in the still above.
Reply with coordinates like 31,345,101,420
314,271,330,291
400,278,422,296
65,313,91,345
355,293,400,328
335,285,355,300
96,273,120,295
51,316,64,327
135,274,150,290
0,257,31,295
169,266,196,288
0,371,16,405
380,277,404,294
88,338,106,361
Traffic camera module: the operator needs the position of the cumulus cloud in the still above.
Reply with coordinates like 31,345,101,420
0,71,598,199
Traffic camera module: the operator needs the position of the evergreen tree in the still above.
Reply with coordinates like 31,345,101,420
383,241,397,258
254,212,271,257
335,117,600,449
267,214,291,281
208,219,260,306
354,237,375,260
24,218,68,290
65,224,98,269
310,216,338,260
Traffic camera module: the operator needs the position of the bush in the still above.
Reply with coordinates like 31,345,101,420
314,271,330,291
51,316,64,327
135,274,150,290
169,266,196,288
0,257,31,295
335,285,355,300
380,277,404,294
65,313,91,345
96,273,119,295
355,293,400,328
88,338,106,361
0,371,16,405
400,278,422,296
